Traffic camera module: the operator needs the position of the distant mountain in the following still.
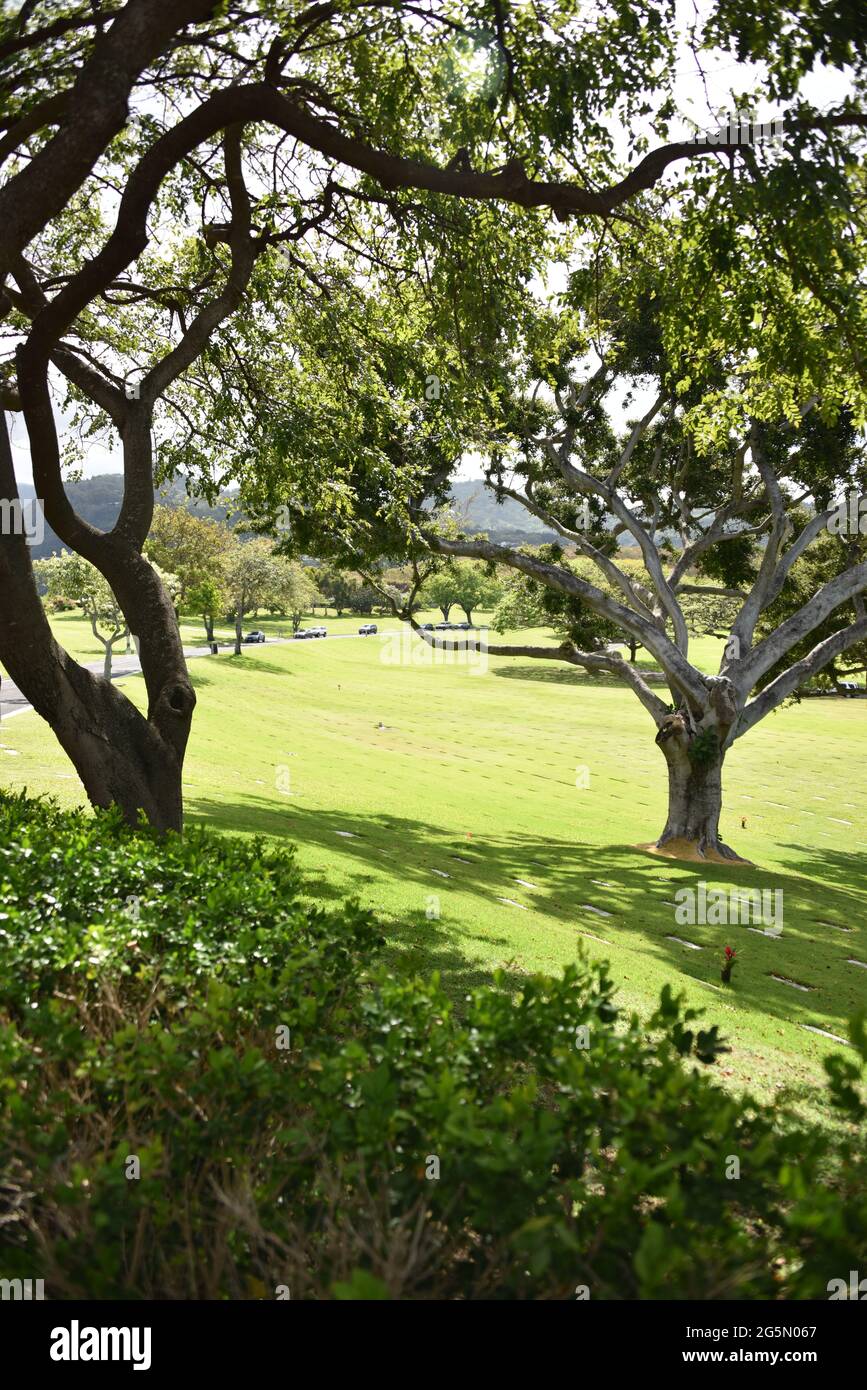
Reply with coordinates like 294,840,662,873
20,473,554,557
19,474,234,559
447,478,666,549
448,480,557,542
17,471,672,555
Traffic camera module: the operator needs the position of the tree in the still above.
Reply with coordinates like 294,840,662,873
756,528,867,695
254,219,867,861
449,561,501,624
346,580,380,616
187,575,226,646
316,566,356,618
422,570,459,622
222,539,277,656
143,506,232,612
1,1,865,828
680,590,744,650
263,557,321,632
423,399,867,862
35,553,128,680
36,552,178,679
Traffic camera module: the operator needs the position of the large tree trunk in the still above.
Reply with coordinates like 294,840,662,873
0,553,192,831
654,712,740,859
1,426,195,832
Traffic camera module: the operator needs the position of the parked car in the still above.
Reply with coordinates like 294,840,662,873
839,682,863,697
308,626,327,638
419,622,435,631
434,621,451,630
243,630,266,644
358,623,378,635
293,629,314,639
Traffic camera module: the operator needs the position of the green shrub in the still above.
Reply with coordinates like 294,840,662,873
0,791,865,1299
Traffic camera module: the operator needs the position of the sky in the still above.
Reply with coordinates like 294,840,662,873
7,0,850,490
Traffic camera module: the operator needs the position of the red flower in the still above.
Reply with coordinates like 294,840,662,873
724,946,736,959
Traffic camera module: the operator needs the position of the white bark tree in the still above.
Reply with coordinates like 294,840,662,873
419,386,867,859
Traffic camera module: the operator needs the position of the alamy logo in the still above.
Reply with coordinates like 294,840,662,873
49,1320,152,1372
674,881,783,934
0,1277,44,1299
380,626,489,675
827,1270,867,1300
687,106,783,147
827,491,867,536
0,496,44,546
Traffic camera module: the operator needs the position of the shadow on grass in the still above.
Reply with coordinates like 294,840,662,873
492,665,625,689
772,842,867,898
203,653,298,679
185,790,864,1034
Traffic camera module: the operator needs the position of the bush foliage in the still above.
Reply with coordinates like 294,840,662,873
0,792,864,1299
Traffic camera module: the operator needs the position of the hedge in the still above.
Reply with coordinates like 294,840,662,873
0,791,864,1299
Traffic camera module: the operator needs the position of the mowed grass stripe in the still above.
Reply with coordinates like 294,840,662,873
1,626,864,1120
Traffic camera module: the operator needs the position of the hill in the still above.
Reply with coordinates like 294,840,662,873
19,472,675,554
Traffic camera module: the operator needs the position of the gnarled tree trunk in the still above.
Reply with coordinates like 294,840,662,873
1,423,194,833
654,710,739,859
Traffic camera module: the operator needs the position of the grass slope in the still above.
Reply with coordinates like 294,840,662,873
2,621,865,1118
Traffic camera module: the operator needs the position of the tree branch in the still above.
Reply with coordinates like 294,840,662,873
736,616,867,737
737,560,867,690
425,530,709,708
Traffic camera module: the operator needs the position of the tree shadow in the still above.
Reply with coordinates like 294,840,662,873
197,654,298,679
185,791,863,1039
771,842,867,899
493,665,608,687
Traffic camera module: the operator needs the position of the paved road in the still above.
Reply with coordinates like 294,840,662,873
0,631,394,722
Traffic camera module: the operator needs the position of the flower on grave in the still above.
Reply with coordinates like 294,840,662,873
721,945,738,985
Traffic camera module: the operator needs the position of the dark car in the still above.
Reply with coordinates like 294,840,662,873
358,623,378,635
243,630,266,644
419,622,435,631
293,628,313,639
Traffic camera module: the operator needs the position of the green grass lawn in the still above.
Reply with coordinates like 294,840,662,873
2,607,728,673
2,607,407,670
2,621,864,1121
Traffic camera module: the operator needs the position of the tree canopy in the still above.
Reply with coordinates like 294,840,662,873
1,0,866,828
